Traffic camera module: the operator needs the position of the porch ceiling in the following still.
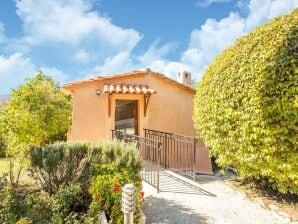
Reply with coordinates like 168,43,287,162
103,84,156,95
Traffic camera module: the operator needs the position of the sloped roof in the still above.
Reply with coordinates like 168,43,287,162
63,70,195,93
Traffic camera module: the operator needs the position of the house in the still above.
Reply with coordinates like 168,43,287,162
63,69,212,174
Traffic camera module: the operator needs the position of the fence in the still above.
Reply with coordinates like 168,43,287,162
144,129,198,181
112,129,162,192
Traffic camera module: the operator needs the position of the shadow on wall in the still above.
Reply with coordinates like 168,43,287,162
142,196,213,224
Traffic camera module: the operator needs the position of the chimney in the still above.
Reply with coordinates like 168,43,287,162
177,71,191,87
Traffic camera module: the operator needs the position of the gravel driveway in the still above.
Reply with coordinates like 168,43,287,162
142,171,290,224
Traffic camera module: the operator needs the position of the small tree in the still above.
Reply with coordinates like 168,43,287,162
0,71,72,186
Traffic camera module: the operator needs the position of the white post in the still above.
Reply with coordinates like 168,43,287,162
122,184,136,224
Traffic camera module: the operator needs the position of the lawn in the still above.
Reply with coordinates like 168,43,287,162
0,158,10,177
0,158,29,181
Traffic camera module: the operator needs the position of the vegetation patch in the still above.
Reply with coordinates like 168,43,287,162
0,140,143,224
194,9,298,194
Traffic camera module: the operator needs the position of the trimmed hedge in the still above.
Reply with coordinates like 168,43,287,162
193,9,298,194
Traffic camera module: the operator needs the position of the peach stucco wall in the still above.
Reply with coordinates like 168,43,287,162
67,73,196,140
65,72,212,174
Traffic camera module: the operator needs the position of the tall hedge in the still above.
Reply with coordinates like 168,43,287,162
193,9,298,194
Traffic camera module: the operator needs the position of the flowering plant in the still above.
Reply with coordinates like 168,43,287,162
89,163,143,224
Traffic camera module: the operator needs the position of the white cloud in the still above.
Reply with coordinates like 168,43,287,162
1,0,297,91
16,0,142,52
0,53,68,93
73,49,91,63
137,40,179,65
89,51,134,76
88,40,180,77
0,53,35,93
85,0,297,82
174,0,298,82
196,0,233,8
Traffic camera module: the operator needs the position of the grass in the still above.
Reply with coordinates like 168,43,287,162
0,158,11,177
0,158,30,182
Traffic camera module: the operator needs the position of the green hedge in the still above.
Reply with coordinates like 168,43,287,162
193,9,298,194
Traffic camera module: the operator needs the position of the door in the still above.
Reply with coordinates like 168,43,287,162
115,100,138,135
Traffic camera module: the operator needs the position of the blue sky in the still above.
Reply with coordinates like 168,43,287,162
0,0,297,93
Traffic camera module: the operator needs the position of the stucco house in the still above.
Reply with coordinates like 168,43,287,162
63,69,212,174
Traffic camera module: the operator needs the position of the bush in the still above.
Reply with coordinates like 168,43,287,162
89,163,143,224
0,186,51,224
25,140,143,223
193,9,298,194
29,141,102,194
50,184,89,224
29,140,142,195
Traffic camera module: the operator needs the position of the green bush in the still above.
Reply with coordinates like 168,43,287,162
0,186,51,224
29,140,142,195
29,141,102,194
25,140,143,223
89,163,143,224
193,9,298,194
50,184,88,224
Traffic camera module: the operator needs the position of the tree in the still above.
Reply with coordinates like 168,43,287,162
193,9,298,194
0,71,72,186
0,102,7,158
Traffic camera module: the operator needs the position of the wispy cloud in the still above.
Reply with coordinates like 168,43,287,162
196,0,233,8
0,53,68,93
0,0,297,93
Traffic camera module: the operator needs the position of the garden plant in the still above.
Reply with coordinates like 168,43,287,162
194,9,298,194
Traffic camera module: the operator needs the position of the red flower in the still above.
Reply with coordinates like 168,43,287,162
140,191,145,197
95,195,101,202
113,184,121,192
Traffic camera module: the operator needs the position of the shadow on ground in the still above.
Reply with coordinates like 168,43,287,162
142,196,213,224
159,171,216,197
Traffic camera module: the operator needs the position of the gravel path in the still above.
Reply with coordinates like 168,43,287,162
142,171,290,224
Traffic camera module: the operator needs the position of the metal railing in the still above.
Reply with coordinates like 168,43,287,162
112,129,162,192
144,129,198,181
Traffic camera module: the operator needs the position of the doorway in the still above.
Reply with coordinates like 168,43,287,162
115,100,138,135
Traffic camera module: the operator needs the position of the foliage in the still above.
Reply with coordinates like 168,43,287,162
193,9,298,194
29,140,142,195
0,186,52,224
0,103,6,158
1,140,143,223
89,163,143,224
0,71,72,186
50,184,89,224
29,141,101,194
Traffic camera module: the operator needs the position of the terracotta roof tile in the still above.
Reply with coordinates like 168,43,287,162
103,84,156,95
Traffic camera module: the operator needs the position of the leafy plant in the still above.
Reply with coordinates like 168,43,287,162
0,71,72,186
193,9,298,194
29,141,102,194
0,186,51,224
89,163,143,224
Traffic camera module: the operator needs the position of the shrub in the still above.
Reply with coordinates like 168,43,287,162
29,140,142,195
89,163,143,224
27,140,143,223
50,184,88,224
193,9,298,194
0,186,51,224
29,141,102,194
